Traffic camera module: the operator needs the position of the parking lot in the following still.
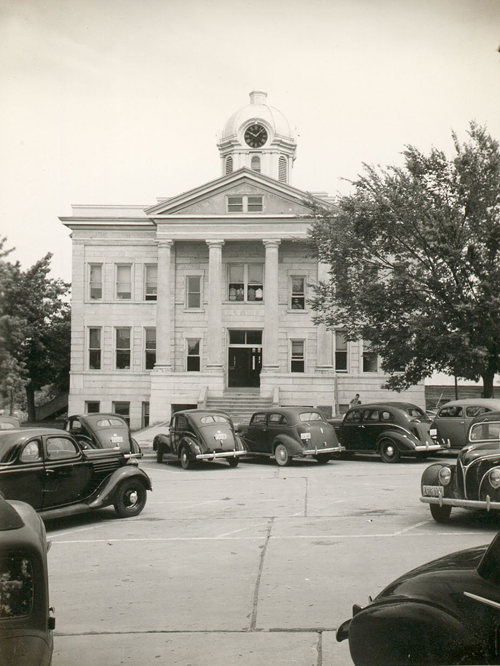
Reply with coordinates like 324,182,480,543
47,452,499,665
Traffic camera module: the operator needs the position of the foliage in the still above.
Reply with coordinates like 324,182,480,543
308,123,500,396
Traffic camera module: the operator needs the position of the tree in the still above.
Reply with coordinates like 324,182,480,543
308,123,500,397
0,252,71,421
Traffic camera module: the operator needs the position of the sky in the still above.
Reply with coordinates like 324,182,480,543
1,0,500,283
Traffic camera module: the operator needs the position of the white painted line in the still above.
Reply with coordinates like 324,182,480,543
393,520,429,535
215,522,270,538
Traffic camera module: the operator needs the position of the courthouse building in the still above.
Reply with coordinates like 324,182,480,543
61,92,424,429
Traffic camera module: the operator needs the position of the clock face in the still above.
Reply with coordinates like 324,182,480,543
244,124,268,148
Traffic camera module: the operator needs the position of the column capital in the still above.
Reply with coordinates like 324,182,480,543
263,238,281,248
206,239,225,248
157,239,174,249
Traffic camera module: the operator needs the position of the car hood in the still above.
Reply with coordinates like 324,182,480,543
459,442,500,465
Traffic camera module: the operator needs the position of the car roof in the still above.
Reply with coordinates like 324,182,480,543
470,410,500,424
70,413,127,424
439,399,500,408
348,402,423,410
251,407,322,417
0,428,70,459
174,409,231,417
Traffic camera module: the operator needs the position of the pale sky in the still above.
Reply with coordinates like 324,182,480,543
1,0,500,282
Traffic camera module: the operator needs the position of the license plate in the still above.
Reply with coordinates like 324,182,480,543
214,432,227,441
423,485,442,497
300,432,311,440
110,434,123,444
429,428,437,437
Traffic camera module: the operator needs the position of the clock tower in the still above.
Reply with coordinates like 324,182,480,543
217,91,297,184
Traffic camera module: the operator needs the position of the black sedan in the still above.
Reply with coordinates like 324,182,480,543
0,427,151,519
337,530,500,665
65,413,142,456
329,402,442,463
238,407,344,466
154,409,246,469
421,411,500,522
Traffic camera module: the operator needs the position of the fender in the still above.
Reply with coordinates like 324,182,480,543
179,437,200,460
421,462,452,486
271,434,304,456
376,429,420,453
88,466,152,509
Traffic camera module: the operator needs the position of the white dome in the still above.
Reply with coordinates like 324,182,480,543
221,91,293,141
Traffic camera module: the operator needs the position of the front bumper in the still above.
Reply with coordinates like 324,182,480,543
421,493,500,512
301,445,345,455
414,444,443,452
195,450,247,461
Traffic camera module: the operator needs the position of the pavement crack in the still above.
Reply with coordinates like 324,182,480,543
249,516,274,631
304,476,309,517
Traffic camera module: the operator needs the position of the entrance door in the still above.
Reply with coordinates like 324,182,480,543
228,347,262,387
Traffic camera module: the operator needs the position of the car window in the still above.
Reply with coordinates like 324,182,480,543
465,406,491,418
405,407,426,418
175,415,188,429
251,413,267,425
200,415,229,424
96,418,125,427
0,422,15,430
0,555,33,618
345,409,362,423
438,406,463,418
70,420,82,431
469,422,500,441
380,411,392,422
362,409,380,422
46,436,79,460
269,413,286,424
20,440,41,463
298,412,322,422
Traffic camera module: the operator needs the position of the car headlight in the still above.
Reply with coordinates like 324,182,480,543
489,469,500,489
438,466,452,486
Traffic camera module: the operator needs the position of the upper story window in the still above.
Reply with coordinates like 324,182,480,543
250,155,261,173
116,264,132,300
279,156,287,183
228,264,263,302
362,342,379,373
89,264,102,300
88,327,101,370
144,264,157,301
290,276,305,310
225,156,233,174
227,195,263,213
115,327,131,369
145,327,156,370
335,331,348,372
186,275,201,308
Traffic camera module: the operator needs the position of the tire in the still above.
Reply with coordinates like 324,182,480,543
156,444,164,464
379,438,401,463
430,503,452,523
227,457,239,468
274,443,290,466
113,479,147,518
315,454,331,464
179,445,194,470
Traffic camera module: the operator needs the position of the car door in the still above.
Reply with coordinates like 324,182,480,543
0,438,46,509
266,413,287,451
435,405,466,448
341,409,364,450
41,434,92,508
245,413,268,452
359,408,381,451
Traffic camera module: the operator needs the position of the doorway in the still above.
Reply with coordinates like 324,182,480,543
227,330,262,388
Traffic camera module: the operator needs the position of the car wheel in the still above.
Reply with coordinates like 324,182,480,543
227,457,239,467
156,444,164,464
430,503,452,523
113,480,147,518
179,445,194,470
379,438,400,463
315,454,331,464
274,443,290,466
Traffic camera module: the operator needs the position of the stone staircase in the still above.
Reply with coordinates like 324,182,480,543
205,391,273,426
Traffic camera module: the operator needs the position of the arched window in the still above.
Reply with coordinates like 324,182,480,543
225,156,233,174
279,156,287,183
251,155,261,173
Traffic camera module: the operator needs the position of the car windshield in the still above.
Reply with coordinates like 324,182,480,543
0,555,34,619
298,412,323,422
96,418,126,428
200,415,230,425
469,422,500,442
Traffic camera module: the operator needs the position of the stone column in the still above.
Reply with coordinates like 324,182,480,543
206,240,224,370
316,261,333,368
262,239,281,371
155,240,174,368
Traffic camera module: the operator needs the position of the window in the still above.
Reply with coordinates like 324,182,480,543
335,331,348,372
116,264,132,300
250,155,261,173
269,413,286,424
144,264,157,301
113,401,130,426
186,275,201,308
228,264,263,302
142,402,150,428
85,401,100,414
299,412,323,422
226,195,263,213
251,413,267,425
145,328,156,370
187,339,200,371
225,156,233,174
291,340,305,373
115,328,131,369
89,264,102,300
229,330,262,344
279,156,287,183
465,405,491,418
46,437,78,460
88,328,101,370
438,406,464,418
362,342,378,372
345,409,362,423
290,277,305,309
0,555,34,618
20,440,41,463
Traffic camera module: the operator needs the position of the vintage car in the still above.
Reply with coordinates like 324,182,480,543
329,402,442,463
238,407,344,465
0,415,21,430
431,398,500,450
0,496,55,666
154,409,246,468
337,530,500,665
65,413,142,456
0,427,151,519
421,411,500,522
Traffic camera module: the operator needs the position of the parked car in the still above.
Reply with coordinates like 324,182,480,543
329,402,442,463
430,399,500,450
0,416,21,430
154,409,246,469
421,410,500,522
337,530,500,665
238,407,344,466
0,495,55,665
0,427,152,519
65,413,142,456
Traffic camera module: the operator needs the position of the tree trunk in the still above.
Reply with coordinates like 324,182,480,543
482,370,495,398
25,386,36,422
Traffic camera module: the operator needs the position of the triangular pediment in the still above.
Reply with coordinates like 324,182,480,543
145,168,325,218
